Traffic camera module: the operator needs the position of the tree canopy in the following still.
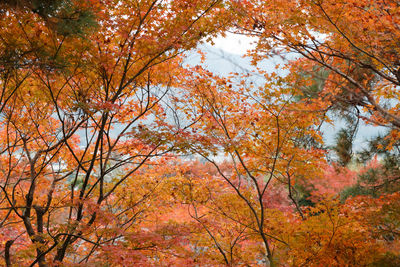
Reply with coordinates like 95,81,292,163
0,0,400,266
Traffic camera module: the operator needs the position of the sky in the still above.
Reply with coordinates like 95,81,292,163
211,32,258,55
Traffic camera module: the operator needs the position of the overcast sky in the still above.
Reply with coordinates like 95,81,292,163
211,32,258,55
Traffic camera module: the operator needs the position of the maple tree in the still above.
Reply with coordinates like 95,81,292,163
230,0,400,264
1,0,400,266
174,66,328,265
0,0,230,265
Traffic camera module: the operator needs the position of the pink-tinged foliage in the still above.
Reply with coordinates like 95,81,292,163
311,164,358,199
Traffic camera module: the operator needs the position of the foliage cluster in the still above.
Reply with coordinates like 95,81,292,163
1,0,400,266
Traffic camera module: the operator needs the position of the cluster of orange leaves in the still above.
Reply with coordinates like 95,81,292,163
0,0,400,266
